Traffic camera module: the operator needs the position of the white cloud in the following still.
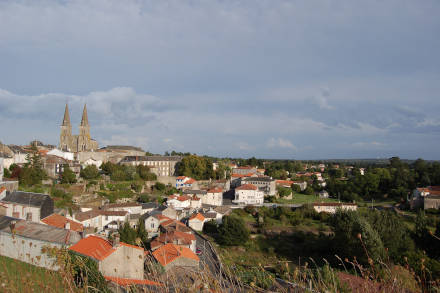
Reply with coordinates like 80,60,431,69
267,138,297,150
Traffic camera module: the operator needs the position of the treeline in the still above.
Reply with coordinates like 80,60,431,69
100,162,157,181
327,157,440,202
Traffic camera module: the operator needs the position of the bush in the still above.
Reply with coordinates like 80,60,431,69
203,220,219,234
218,216,250,246
80,165,100,180
154,182,166,191
291,183,302,193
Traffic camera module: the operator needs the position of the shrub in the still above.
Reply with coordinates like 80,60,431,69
218,216,250,246
80,165,100,180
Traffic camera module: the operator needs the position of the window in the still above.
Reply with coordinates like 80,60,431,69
151,223,155,228
26,213,32,221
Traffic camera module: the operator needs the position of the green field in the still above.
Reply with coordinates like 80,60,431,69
275,193,340,204
0,255,65,293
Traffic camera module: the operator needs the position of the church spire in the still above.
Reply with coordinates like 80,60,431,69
62,103,71,126
80,104,89,126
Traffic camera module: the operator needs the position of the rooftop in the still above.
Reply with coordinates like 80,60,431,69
0,216,80,245
41,213,83,232
189,213,205,222
1,191,51,207
152,244,199,267
235,184,258,191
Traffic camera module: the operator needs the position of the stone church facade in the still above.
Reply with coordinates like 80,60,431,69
59,104,98,152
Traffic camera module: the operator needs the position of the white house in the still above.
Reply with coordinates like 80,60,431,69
74,210,103,230
83,158,102,168
1,191,54,222
188,213,205,231
167,195,191,209
312,202,358,214
47,149,74,161
103,202,143,215
233,184,264,205
175,176,197,189
190,195,202,209
203,188,223,206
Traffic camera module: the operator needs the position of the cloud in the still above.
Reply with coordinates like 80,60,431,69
267,138,297,150
0,1,440,159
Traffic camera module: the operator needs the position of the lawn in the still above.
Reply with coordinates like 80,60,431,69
0,255,66,292
275,193,340,205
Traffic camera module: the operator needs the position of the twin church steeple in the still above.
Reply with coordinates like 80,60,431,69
59,104,97,152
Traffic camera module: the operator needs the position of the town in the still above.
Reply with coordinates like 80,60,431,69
0,105,439,292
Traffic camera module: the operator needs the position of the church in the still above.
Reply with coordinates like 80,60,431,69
59,104,98,152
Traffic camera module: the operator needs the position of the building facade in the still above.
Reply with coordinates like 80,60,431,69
119,156,182,177
59,104,98,152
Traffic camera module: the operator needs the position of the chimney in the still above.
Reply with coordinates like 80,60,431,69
112,233,120,248
65,221,71,230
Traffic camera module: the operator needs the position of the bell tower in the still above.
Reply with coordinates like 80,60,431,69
59,104,72,151
77,104,91,151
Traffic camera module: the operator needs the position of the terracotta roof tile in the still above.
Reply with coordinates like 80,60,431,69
41,213,83,232
152,244,199,266
189,213,205,222
68,235,115,260
235,184,257,191
207,187,223,193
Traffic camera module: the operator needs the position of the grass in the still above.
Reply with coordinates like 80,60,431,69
275,193,340,204
0,255,65,292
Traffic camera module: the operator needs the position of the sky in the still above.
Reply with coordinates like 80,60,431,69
0,0,439,160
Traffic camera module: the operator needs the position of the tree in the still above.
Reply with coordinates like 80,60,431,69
61,164,77,184
19,146,47,186
80,165,100,180
136,165,156,181
291,184,301,193
217,216,250,246
330,210,385,265
154,182,166,191
203,220,218,234
277,186,291,197
118,222,137,245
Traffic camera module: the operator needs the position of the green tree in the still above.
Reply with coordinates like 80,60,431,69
118,222,137,245
277,186,292,197
218,216,250,246
19,146,47,186
203,220,219,234
80,165,100,180
61,164,77,184
331,210,385,265
291,184,301,193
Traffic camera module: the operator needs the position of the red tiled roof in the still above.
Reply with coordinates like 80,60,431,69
231,173,254,178
0,187,7,193
153,214,172,222
185,178,196,184
276,180,294,186
207,187,222,193
68,235,115,260
104,276,162,287
236,184,257,191
189,213,205,222
176,176,187,180
177,195,190,202
152,244,199,266
41,213,83,232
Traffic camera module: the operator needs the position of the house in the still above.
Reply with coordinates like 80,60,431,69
69,234,145,280
189,195,202,209
230,173,255,188
233,184,264,205
203,188,223,206
1,191,54,222
0,186,7,201
47,148,74,161
175,176,198,189
232,166,257,175
162,206,179,220
0,216,81,270
150,230,196,252
152,243,199,271
213,206,232,219
101,211,129,228
141,202,159,214
202,210,221,224
188,213,205,231
119,155,182,177
41,213,83,232
167,195,191,209
160,219,192,234
319,190,329,198
82,158,103,168
74,210,103,230
312,203,358,214
140,213,171,237
241,176,276,196
102,202,143,214
276,180,307,191
41,155,74,179
411,186,440,210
